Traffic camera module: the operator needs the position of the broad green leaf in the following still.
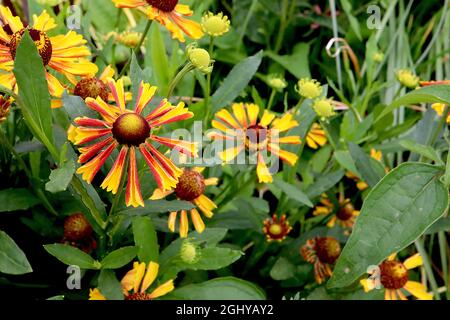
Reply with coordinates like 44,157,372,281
168,277,266,300
100,246,137,269
348,143,384,187
273,177,313,207
45,160,75,193
0,230,33,274
328,163,448,289
211,51,263,112
270,257,296,281
98,269,124,300
0,188,40,212
184,247,242,271
265,43,311,78
132,216,159,263
305,170,345,199
399,139,443,165
334,150,359,175
13,32,53,144
377,84,450,121
44,244,100,269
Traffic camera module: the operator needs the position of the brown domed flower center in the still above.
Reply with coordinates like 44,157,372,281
112,113,151,146
380,260,409,289
10,28,52,65
336,203,355,221
175,169,205,201
315,237,341,264
74,77,109,101
245,124,268,151
146,0,178,12
126,292,152,300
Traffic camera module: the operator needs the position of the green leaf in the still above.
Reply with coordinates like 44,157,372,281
0,230,32,274
348,143,384,187
168,277,266,300
305,170,345,199
425,217,450,235
100,246,137,269
185,247,243,271
266,43,311,78
340,0,362,41
399,139,444,165
148,24,169,93
45,160,75,193
13,31,53,144
98,269,124,300
132,216,159,263
273,177,313,207
270,257,296,281
44,244,100,269
211,51,263,112
377,84,450,122
0,188,40,213
444,146,450,187
328,163,448,289
334,150,359,174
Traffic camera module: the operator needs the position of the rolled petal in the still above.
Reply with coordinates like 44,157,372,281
85,97,120,123
125,147,145,207
141,261,159,293
168,212,177,232
190,208,205,234
179,210,189,237
78,136,114,164
76,142,117,183
135,81,157,115
204,177,219,186
107,78,126,112
74,117,110,128
73,127,112,145
46,72,66,98
151,135,198,157
148,280,175,299
148,101,193,127
193,194,216,219
101,146,128,194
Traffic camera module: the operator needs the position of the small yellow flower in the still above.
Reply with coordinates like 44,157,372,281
267,74,287,91
187,45,214,74
201,12,230,37
372,52,384,63
431,103,450,123
396,69,419,89
313,98,335,119
295,78,322,99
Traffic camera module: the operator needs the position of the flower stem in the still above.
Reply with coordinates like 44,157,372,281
167,63,195,98
415,238,441,300
203,37,215,128
267,89,277,110
118,20,152,78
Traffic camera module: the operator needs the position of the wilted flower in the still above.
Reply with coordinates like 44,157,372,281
295,78,322,99
361,253,432,300
201,12,230,37
300,237,341,284
151,168,218,238
396,69,419,89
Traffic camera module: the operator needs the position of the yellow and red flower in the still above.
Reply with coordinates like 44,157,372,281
262,214,292,242
0,7,97,98
0,94,12,123
89,261,174,300
151,167,218,238
300,237,341,284
361,253,432,300
208,103,301,183
70,78,196,207
112,0,203,42
313,193,360,229
305,123,327,149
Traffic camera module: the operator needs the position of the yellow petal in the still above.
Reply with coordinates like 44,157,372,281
89,288,107,300
141,262,159,293
403,281,433,300
148,280,175,299
190,208,205,233
259,110,276,127
403,253,423,270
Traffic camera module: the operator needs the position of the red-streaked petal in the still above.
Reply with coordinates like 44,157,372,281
125,147,144,207
146,99,173,121
148,102,193,127
145,142,183,180
101,146,128,194
107,77,126,112
135,81,157,115
85,97,120,123
76,142,117,183
150,135,198,157
215,109,242,129
74,127,111,145
78,136,114,164
74,117,110,128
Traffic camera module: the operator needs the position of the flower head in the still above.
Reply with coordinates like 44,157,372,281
69,79,196,207
150,167,218,238
180,239,201,264
208,103,301,183
187,44,213,74
0,7,97,99
372,51,384,63
300,237,341,284
313,98,335,119
396,69,419,89
63,213,93,241
0,95,12,124
295,78,322,99
89,261,175,300
267,74,287,92
361,253,432,300
112,0,203,42
262,214,292,242
201,12,230,37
